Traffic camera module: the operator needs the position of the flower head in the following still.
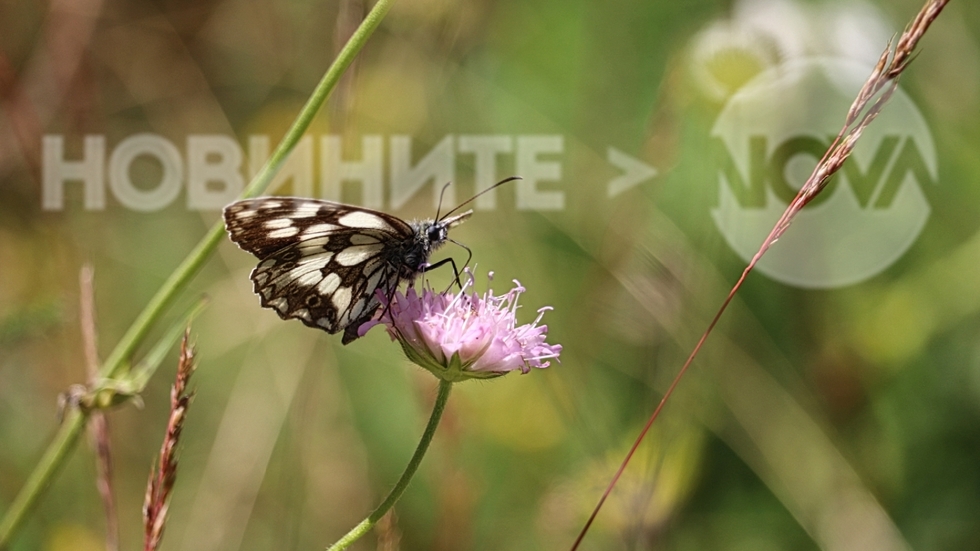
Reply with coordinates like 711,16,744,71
360,271,561,382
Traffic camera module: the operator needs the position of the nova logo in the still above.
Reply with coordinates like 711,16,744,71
710,59,937,288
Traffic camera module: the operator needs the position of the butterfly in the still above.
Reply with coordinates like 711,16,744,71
223,178,517,344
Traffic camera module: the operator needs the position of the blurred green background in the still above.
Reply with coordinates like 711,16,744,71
2,0,979,549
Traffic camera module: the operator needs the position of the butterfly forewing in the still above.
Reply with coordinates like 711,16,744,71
224,197,422,343
224,198,414,258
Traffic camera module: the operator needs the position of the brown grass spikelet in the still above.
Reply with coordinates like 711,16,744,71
143,328,196,551
769,0,949,244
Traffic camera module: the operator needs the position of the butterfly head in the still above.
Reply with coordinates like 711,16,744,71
424,209,472,245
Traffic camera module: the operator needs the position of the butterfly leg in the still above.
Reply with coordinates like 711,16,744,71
447,238,473,270
422,256,465,291
345,266,399,344
447,238,473,286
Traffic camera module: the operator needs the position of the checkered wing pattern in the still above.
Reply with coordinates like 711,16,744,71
224,197,419,344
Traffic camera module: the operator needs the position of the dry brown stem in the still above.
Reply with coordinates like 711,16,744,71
79,264,119,551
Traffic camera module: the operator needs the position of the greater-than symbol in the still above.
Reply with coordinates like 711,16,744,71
607,147,657,198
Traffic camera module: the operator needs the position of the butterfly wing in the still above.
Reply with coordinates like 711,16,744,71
224,197,416,342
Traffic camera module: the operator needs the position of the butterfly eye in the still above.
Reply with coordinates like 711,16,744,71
428,225,445,242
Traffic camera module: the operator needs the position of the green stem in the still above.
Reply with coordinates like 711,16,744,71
327,380,453,551
0,410,85,543
0,0,397,545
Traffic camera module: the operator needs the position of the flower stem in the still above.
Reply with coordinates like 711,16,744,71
0,0,397,545
327,380,453,551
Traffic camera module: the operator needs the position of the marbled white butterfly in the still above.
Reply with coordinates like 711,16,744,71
223,178,516,344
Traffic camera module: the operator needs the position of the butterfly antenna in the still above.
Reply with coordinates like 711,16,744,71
439,176,522,221
435,181,453,221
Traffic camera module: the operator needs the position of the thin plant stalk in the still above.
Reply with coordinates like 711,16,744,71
0,0,398,544
327,380,453,551
80,265,119,551
571,0,950,548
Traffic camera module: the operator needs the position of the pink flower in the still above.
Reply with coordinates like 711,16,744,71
359,272,561,381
